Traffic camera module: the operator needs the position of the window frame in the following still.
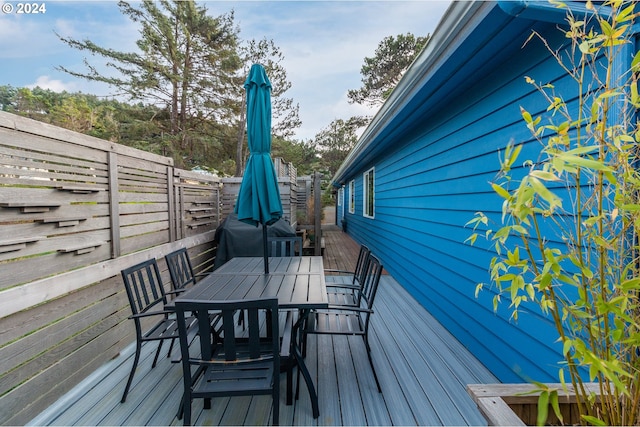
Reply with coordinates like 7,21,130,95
363,167,375,219
348,180,355,214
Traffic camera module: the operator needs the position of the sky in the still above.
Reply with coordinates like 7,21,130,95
0,0,451,141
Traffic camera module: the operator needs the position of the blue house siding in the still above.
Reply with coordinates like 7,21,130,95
332,1,618,383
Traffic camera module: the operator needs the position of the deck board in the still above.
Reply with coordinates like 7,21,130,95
28,226,497,426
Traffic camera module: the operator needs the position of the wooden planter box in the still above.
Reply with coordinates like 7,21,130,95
467,383,603,426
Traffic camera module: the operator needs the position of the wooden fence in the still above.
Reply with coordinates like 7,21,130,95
0,111,297,425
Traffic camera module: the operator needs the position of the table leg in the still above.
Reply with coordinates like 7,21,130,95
291,309,319,418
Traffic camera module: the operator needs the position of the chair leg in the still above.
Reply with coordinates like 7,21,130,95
273,376,280,426
300,310,310,358
152,340,164,368
183,400,191,426
166,337,175,359
364,335,382,392
286,359,294,405
177,394,184,419
180,390,192,426
121,340,142,403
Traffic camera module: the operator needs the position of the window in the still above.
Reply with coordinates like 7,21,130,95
337,187,343,207
348,180,355,214
363,167,375,218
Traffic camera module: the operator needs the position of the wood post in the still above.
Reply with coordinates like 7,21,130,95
313,171,322,256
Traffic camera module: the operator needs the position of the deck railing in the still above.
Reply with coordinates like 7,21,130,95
0,111,297,425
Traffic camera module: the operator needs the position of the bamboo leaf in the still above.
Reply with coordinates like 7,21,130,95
631,81,640,108
528,176,562,208
620,277,640,290
579,40,591,54
491,183,511,200
616,4,635,23
530,170,560,181
564,145,600,156
549,390,563,424
597,89,622,99
632,49,640,72
511,225,528,235
600,19,613,36
557,153,613,171
475,283,483,298
537,391,549,426
505,142,523,169
582,415,607,426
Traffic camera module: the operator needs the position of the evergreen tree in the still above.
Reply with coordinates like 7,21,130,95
348,33,429,107
314,116,368,178
0,85,17,111
57,0,242,168
234,37,301,176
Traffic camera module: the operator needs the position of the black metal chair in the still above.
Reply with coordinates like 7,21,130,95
120,258,196,403
165,248,207,296
300,252,383,392
324,244,370,306
268,236,302,257
166,247,224,337
175,298,281,426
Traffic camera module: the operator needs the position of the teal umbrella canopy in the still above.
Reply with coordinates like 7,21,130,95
235,64,283,272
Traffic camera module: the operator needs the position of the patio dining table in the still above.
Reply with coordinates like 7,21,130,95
171,256,328,419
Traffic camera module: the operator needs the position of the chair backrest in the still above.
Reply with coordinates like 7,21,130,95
359,253,383,310
268,236,302,257
353,245,371,285
165,248,196,292
121,259,168,316
359,253,383,336
175,297,280,365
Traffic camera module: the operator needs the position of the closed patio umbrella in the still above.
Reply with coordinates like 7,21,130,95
235,63,283,273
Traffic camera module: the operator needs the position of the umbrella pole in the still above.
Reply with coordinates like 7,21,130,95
263,224,269,274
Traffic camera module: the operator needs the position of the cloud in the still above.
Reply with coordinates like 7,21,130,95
225,1,451,140
0,16,59,59
28,76,77,92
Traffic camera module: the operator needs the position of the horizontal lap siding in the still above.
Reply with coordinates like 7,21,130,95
345,24,575,382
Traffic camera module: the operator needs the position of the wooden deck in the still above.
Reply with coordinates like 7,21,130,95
28,226,497,426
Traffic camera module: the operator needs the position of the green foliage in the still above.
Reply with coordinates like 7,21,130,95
314,116,368,178
55,0,244,171
272,136,318,176
347,32,430,107
467,1,640,425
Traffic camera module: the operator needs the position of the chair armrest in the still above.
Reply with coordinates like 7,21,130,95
324,268,355,275
128,309,174,320
326,283,359,290
323,305,374,313
171,315,207,363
